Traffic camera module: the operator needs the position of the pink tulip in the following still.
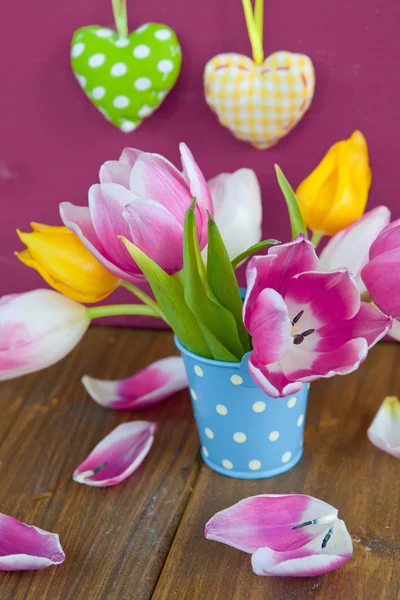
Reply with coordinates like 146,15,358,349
60,145,262,282
205,494,353,577
0,289,89,381
73,421,156,487
0,513,65,571
82,356,187,410
319,206,391,294
368,396,400,459
243,235,391,397
362,219,400,318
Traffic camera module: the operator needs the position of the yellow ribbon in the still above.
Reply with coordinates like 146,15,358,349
242,0,264,64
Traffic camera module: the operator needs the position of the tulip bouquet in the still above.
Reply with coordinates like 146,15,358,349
1,133,399,575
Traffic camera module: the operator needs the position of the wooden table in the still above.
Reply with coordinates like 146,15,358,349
1,328,399,600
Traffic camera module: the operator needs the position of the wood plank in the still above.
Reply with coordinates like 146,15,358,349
154,344,400,600
0,328,200,600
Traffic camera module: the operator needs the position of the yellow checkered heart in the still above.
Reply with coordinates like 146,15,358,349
204,51,315,149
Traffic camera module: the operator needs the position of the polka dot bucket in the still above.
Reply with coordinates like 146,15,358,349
175,337,309,479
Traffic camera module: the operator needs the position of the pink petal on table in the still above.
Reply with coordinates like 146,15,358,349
0,513,65,571
368,396,400,459
205,494,338,553
247,288,292,365
82,357,187,410
251,519,353,577
73,421,156,487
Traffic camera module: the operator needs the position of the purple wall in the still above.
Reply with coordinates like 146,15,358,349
1,0,399,317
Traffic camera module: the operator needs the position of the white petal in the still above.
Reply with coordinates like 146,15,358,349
368,396,400,458
209,169,262,261
319,206,391,294
251,519,353,577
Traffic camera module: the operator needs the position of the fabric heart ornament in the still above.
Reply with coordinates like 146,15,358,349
204,51,315,149
71,23,182,133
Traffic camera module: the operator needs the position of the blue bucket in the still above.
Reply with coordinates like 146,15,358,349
175,337,309,479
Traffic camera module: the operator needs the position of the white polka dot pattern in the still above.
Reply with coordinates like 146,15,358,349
222,459,233,470
113,95,130,108
178,351,310,478
110,62,128,77
88,53,106,68
70,23,182,132
194,365,203,377
249,460,261,471
205,428,214,439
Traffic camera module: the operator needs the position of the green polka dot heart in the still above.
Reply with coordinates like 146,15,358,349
71,23,182,132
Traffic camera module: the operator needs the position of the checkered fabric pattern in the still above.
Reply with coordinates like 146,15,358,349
204,52,315,149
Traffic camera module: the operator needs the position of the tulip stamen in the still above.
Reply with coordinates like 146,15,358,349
92,462,108,475
322,527,333,549
292,310,304,326
293,328,315,345
291,518,318,530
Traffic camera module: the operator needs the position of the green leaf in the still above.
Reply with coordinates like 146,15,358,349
197,321,238,362
207,214,251,353
275,165,308,239
120,237,212,358
183,204,244,360
231,239,280,270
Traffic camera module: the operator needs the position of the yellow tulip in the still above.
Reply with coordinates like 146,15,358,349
16,223,118,303
296,131,372,237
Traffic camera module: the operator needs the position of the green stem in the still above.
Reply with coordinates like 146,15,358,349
86,304,160,320
119,280,166,320
311,230,323,247
111,0,128,37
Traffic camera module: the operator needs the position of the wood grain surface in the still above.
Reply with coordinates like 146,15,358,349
1,330,399,599
0,328,200,600
154,342,400,600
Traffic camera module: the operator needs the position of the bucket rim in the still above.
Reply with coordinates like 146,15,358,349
174,335,243,369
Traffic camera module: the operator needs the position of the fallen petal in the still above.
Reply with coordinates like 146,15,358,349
82,357,187,410
368,396,400,459
0,513,65,571
73,421,156,487
205,494,338,553
251,519,353,577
